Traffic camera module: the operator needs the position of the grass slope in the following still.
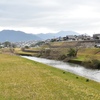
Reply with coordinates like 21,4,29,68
0,54,100,100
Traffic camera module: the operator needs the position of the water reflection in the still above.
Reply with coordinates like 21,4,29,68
22,56,100,83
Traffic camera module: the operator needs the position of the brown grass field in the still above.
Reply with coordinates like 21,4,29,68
0,53,99,100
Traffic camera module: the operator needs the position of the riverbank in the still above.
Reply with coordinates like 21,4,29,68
16,48,100,69
23,56,100,82
0,53,100,99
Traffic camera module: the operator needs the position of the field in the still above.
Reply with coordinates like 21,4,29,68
0,53,100,100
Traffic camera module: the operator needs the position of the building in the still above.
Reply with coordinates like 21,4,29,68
93,34,100,39
93,34,100,43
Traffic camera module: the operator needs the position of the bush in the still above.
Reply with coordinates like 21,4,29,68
67,48,77,57
45,49,51,56
58,54,67,60
82,59,100,69
24,46,29,49
86,79,89,82
91,59,100,69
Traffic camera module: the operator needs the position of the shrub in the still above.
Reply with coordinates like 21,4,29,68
91,59,100,69
76,77,79,79
82,59,100,69
67,48,77,57
86,79,89,82
63,72,65,74
45,49,51,56
24,46,29,49
58,54,67,60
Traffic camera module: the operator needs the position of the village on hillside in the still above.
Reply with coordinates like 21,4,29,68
0,34,100,48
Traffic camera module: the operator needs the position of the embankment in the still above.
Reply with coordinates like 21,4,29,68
0,53,100,99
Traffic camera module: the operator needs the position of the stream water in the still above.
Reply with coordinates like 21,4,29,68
22,56,100,83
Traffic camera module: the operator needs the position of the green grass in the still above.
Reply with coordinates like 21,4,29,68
0,54,100,100
73,56,86,61
77,48,100,61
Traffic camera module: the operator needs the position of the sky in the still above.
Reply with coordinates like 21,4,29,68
0,0,100,35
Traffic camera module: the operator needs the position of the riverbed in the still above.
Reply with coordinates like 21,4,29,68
22,56,100,83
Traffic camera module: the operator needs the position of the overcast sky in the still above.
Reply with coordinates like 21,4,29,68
0,0,100,35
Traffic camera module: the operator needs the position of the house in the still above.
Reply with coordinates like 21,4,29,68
77,35,92,41
66,35,76,41
95,44,100,48
93,34,100,40
93,34,100,43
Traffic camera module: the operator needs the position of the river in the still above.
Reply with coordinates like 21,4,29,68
22,56,100,83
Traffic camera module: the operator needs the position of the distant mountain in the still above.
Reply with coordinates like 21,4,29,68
37,31,79,40
0,30,41,42
0,30,80,42
36,33,55,40
56,31,79,37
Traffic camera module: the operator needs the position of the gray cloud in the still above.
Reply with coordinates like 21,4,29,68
0,0,100,34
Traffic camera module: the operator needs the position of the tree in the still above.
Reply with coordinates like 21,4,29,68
3,41,11,47
67,42,82,57
67,48,77,57
24,46,29,49
35,41,45,46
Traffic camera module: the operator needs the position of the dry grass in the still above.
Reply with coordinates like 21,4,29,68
0,54,100,100
50,41,78,47
77,48,100,60
14,48,35,56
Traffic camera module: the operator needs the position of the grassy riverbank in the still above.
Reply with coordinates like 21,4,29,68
0,54,100,100
13,46,100,69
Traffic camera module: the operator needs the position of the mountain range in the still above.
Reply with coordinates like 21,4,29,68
37,31,79,40
0,30,79,42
